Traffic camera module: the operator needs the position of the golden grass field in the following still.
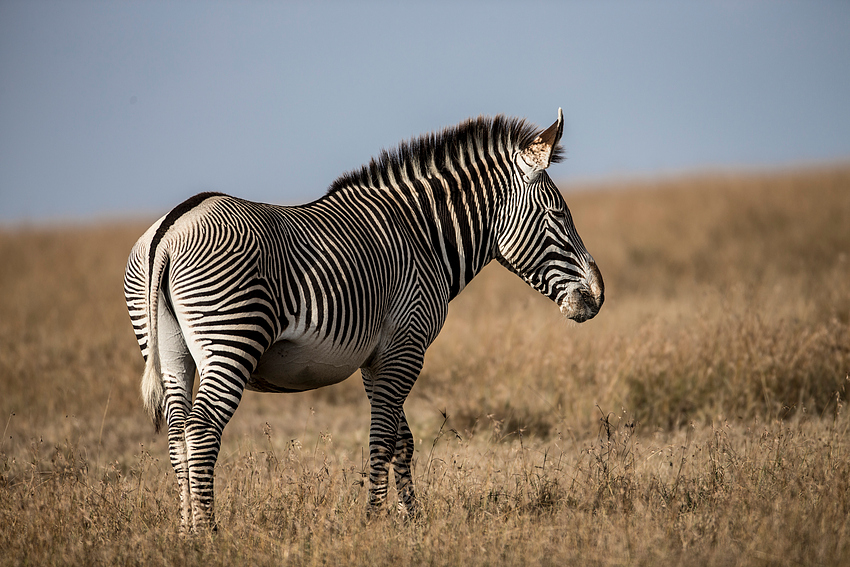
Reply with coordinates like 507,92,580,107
1,166,849,565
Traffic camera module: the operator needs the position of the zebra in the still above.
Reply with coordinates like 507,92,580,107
124,109,604,532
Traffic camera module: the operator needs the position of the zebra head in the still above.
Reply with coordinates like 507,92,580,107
496,109,604,323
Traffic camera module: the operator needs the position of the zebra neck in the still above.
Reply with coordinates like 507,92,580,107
320,180,499,301
389,178,501,301
422,185,497,300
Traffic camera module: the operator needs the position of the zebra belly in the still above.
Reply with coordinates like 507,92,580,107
248,340,365,393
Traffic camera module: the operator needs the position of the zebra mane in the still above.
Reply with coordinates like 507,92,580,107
327,115,565,195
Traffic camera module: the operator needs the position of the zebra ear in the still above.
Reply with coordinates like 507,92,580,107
518,108,564,176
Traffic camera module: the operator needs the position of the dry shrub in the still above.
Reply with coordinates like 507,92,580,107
626,310,850,429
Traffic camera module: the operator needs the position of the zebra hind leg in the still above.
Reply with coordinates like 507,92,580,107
164,372,195,534
157,300,197,533
184,367,248,532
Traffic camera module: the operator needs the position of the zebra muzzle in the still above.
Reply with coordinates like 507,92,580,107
560,261,604,323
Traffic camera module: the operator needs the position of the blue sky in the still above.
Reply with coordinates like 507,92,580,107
1,1,849,224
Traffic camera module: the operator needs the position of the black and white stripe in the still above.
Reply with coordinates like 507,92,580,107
124,109,604,532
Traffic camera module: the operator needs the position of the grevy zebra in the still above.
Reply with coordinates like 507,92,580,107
124,109,604,532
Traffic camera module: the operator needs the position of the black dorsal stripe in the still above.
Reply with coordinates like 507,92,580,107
147,192,226,283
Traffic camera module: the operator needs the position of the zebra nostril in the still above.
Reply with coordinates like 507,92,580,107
582,289,600,312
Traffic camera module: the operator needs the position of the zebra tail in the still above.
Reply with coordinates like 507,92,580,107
141,241,168,433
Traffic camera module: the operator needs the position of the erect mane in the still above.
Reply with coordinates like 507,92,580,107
327,115,565,195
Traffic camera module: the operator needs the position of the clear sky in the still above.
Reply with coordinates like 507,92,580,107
1,1,849,224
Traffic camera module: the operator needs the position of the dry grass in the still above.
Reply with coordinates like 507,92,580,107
1,166,849,565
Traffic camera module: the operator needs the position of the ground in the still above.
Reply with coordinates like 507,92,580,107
1,166,849,565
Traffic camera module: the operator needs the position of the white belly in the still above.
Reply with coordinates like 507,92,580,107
248,339,368,392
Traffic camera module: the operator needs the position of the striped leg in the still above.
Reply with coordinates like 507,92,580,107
156,297,197,533
366,399,401,512
392,411,418,517
175,280,273,531
362,348,423,516
164,373,194,533
184,367,247,532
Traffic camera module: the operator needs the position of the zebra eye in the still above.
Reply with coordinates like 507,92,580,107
550,208,567,220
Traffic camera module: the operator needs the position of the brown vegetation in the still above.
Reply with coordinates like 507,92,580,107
1,166,849,565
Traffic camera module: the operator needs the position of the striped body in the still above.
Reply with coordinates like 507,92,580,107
124,111,603,531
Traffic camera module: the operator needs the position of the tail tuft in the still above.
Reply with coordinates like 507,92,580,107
141,353,165,433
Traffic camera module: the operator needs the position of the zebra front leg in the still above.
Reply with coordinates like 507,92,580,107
361,353,422,516
184,370,246,532
392,411,418,518
361,367,399,514
366,401,402,513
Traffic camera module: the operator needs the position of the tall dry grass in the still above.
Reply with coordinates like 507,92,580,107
1,166,849,565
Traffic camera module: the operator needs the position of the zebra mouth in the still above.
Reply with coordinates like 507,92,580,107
559,289,601,323
559,273,604,323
